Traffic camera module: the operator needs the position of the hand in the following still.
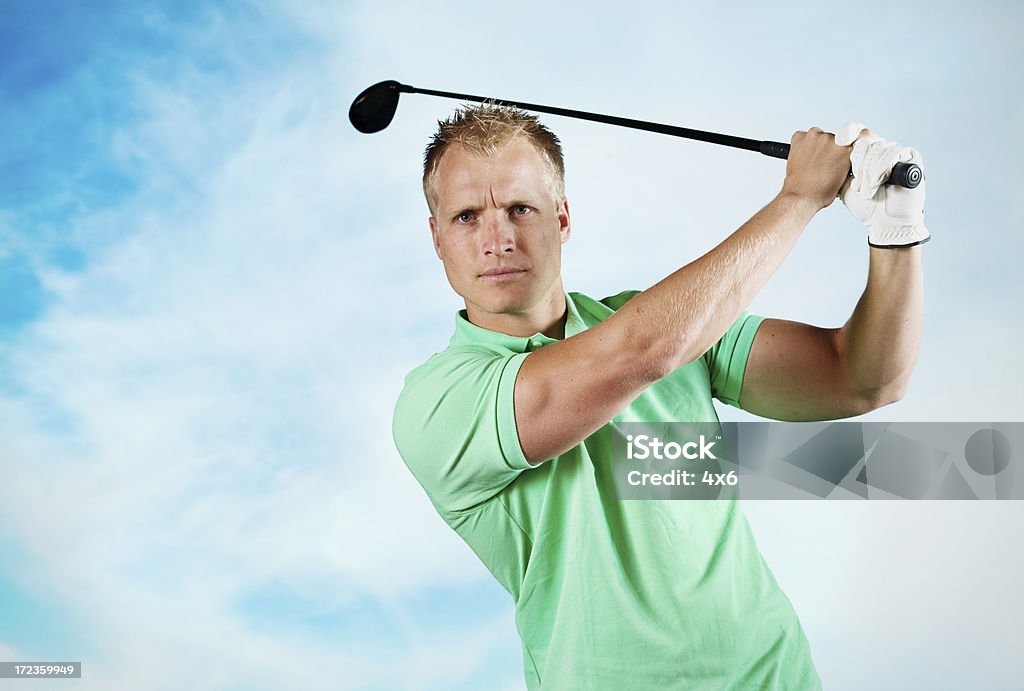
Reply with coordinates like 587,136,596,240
836,122,930,249
780,127,855,210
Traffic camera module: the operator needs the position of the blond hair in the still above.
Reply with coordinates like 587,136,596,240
422,102,565,216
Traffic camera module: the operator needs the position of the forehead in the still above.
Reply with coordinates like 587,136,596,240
434,138,553,210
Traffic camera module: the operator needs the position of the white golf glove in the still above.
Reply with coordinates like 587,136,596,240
836,122,929,248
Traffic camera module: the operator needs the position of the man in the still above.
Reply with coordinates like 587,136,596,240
393,104,926,690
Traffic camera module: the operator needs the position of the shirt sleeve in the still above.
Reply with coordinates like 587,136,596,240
392,348,533,515
600,289,642,311
703,311,765,408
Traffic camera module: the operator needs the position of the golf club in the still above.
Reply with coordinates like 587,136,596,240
349,79,923,189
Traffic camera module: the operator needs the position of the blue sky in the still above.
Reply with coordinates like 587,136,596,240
1,1,1022,689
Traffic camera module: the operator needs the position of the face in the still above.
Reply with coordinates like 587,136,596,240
429,137,571,326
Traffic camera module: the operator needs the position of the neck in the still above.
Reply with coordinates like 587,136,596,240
466,285,568,340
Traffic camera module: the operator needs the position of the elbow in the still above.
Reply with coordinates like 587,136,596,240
612,299,712,382
833,327,916,415
632,343,675,383
852,379,909,414
886,379,910,404
613,309,712,382
636,335,703,382
620,321,686,383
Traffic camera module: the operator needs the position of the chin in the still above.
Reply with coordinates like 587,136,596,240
469,287,535,316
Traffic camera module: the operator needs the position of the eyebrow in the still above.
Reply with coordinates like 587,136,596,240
446,199,536,216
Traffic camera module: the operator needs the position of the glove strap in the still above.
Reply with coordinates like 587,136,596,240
868,224,931,249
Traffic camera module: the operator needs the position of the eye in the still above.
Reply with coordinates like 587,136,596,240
455,211,475,223
511,205,531,216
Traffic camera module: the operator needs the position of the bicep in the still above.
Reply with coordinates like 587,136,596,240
740,318,872,421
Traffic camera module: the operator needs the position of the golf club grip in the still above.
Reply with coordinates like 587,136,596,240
760,141,922,189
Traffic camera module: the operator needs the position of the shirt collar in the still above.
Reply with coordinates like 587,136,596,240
451,292,588,352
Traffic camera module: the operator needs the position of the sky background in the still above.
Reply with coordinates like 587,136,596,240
1,0,1022,689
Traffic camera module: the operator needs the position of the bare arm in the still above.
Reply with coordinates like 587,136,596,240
515,129,853,464
739,244,923,420
840,245,924,403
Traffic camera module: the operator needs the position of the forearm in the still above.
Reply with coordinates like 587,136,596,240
836,246,924,402
612,191,819,374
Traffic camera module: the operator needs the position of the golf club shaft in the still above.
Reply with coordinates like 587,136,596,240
399,83,921,189
406,85,762,152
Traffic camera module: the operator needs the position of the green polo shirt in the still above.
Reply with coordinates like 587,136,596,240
393,290,821,691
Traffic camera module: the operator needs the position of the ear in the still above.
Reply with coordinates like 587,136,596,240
429,217,444,260
557,199,571,244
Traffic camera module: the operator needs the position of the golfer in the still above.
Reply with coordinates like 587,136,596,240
393,104,926,690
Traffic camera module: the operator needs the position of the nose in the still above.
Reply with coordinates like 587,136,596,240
482,213,515,256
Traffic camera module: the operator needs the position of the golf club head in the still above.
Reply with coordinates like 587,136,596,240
349,80,404,134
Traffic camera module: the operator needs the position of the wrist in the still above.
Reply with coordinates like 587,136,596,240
772,189,824,221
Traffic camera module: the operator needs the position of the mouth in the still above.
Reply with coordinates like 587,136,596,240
479,268,527,281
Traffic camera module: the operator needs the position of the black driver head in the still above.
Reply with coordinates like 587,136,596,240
349,80,404,134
